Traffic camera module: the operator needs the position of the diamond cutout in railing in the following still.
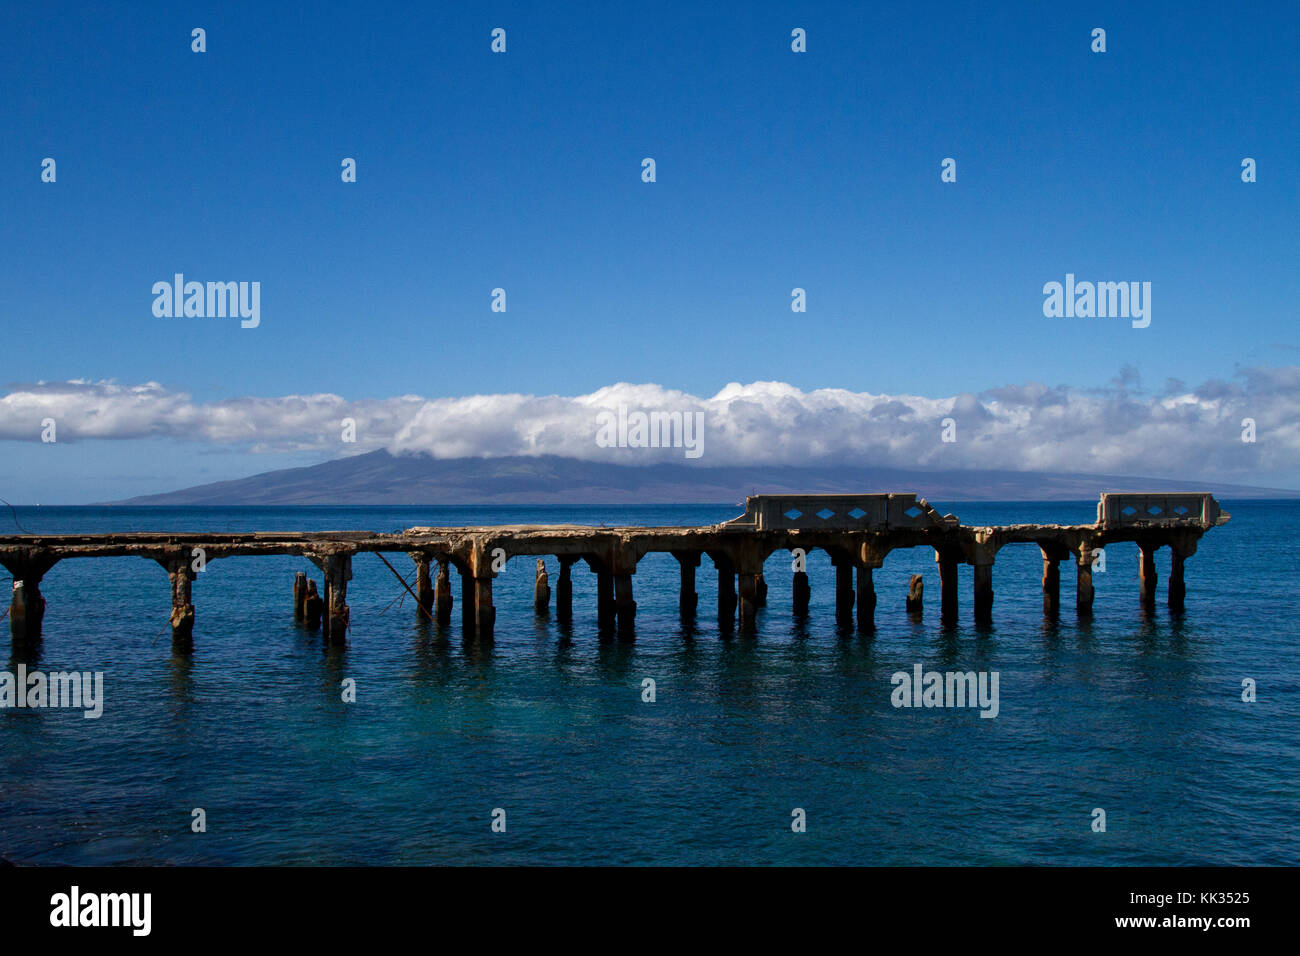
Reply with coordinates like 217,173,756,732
784,509,803,520
816,508,835,520
1148,505,1163,516
1121,506,1138,516
904,505,923,518
847,507,867,519
1173,506,1189,516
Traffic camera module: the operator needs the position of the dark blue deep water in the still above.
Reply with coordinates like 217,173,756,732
1,501,1296,865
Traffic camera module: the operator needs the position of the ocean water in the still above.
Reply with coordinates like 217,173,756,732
0,501,1296,866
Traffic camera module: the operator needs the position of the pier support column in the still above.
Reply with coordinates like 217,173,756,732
413,554,434,617
1168,532,1198,613
673,552,699,619
434,558,453,625
163,554,196,649
614,572,636,636
322,554,352,647
461,567,476,635
792,568,811,616
9,579,46,645
596,568,616,631
556,557,576,623
714,555,737,629
474,577,496,639
1040,552,1061,619
293,571,308,621
754,573,768,607
936,549,959,624
534,559,551,614
304,580,323,629
1076,543,1095,617
9,580,46,646
906,574,923,617
833,559,855,626
856,565,878,631
969,532,997,625
972,562,994,624
1138,542,1158,610
737,572,759,631
4,551,56,646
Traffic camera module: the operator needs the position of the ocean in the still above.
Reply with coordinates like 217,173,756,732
1,501,1297,865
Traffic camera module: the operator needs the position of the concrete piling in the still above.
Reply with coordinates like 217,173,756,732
293,571,307,621
1076,545,1095,617
674,552,699,619
973,562,994,624
163,555,196,649
474,577,496,639
856,565,876,630
322,554,351,646
435,558,453,624
1041,554,1061,619
414,555,434,617
833,561,854,626
716,560,737,627
906,574,924,616
304,580,323,629
936,549,959,624
1139,543,1158,610
9,580,45,645
534,559,551,614
556,557,575,622
792,570,811,615
614,572,636,635
596,568,616,631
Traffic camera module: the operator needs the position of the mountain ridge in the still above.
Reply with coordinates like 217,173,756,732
102,450,1300,505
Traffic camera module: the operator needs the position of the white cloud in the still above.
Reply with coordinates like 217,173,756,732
1,371,1297,482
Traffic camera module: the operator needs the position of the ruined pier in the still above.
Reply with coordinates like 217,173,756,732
0,492,1229,650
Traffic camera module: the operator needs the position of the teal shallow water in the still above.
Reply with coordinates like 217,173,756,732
0,502,1296,865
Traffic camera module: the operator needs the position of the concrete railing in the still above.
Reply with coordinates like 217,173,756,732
723,493,950,531
1097,493,1224,529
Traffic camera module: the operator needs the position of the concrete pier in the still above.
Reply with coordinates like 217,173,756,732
0,492,1228,652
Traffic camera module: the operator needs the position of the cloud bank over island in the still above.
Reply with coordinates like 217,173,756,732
1,368,1297,485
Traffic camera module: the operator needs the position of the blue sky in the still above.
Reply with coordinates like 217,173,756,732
2,1,1298,501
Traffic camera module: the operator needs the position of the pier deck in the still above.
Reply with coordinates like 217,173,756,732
0,492,1229,648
